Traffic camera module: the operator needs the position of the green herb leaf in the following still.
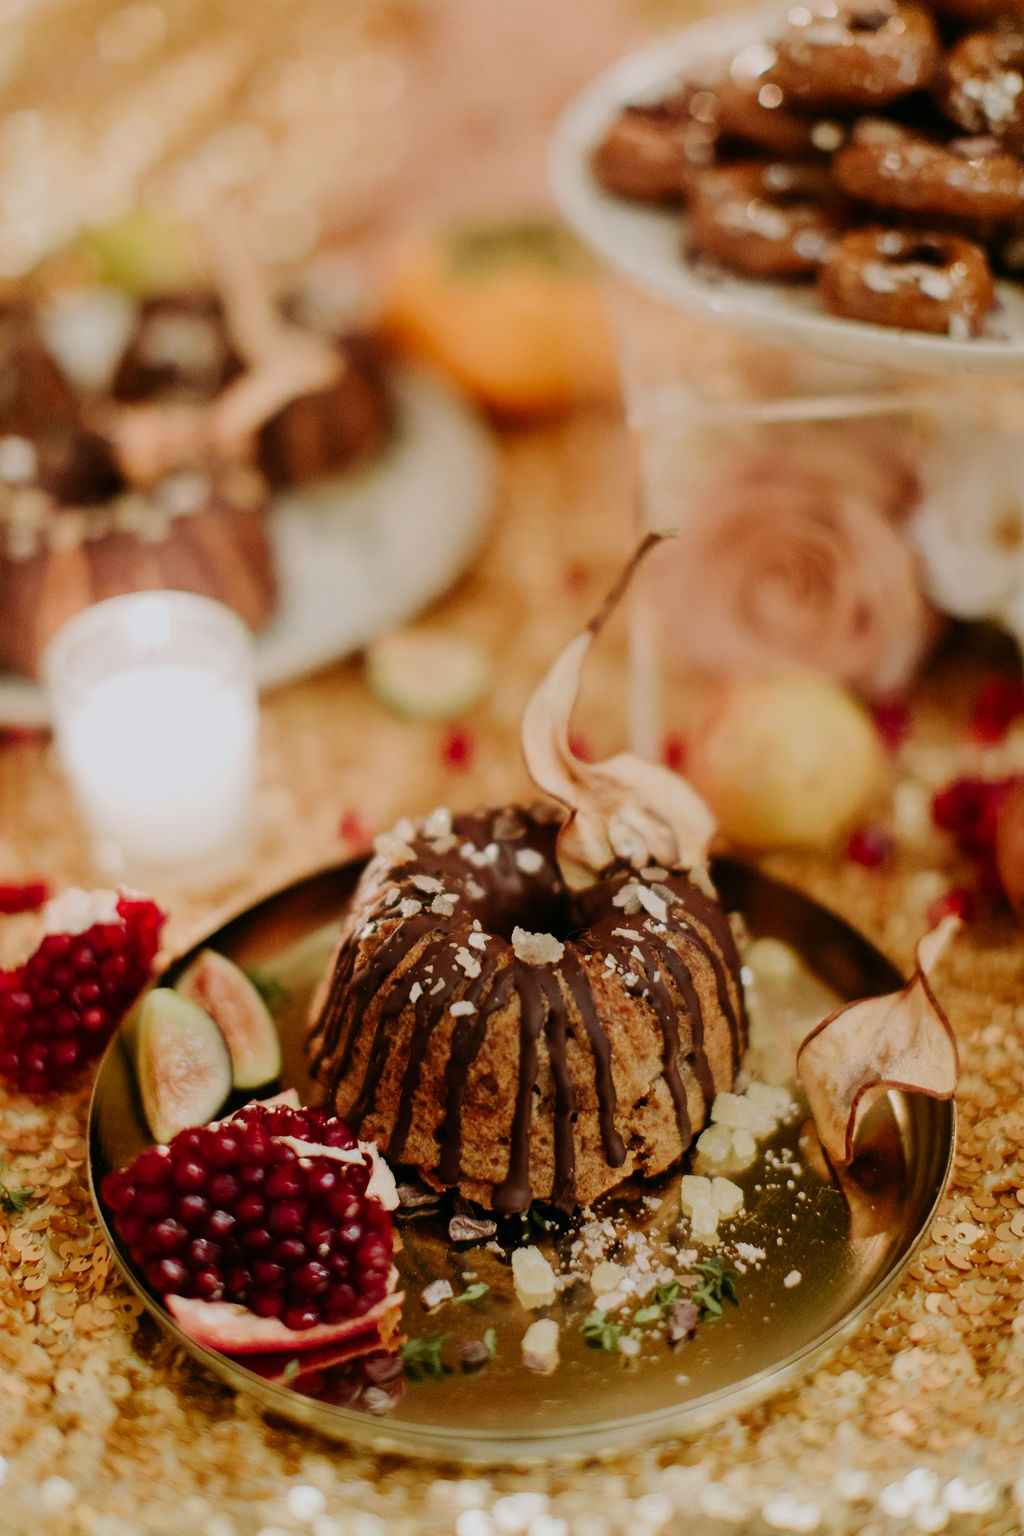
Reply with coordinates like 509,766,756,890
244,965,289,1013
483,1327,498,1358
400,1332,452,1381
580,1309,623,1352
631,1304,664,1326
0,1157,31,1217
692,1257,739,1321
452,1281,489,1307
652,1281,681,1308
282,1358,300,1383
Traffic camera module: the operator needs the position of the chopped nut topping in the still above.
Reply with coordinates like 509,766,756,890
511,928,565,965
421,1279,454,1310
455,948,482,979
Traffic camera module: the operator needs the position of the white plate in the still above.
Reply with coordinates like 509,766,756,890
0,370,496,727
549,7,1024,376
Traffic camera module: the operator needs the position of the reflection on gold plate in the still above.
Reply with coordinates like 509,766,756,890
87,857,954,1465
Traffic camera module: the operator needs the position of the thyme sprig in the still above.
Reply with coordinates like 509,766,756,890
0,1157,31,1217
400,1332,452,1381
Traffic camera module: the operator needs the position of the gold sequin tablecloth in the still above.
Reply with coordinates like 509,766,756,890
2,411,1024,1535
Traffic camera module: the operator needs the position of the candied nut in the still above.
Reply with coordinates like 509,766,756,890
449,1214,498,1243
457,1338,491,1371
522,1318,559,1373
510,928,565,965
421,1279,454,1310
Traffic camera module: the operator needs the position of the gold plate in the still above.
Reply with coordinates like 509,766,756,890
88,858,954,1465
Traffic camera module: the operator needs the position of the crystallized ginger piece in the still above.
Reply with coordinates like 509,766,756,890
511,1245,558,1309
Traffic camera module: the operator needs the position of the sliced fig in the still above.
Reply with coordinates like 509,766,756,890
165,1283,404,1354
135,988,233,1145
175,948,281,1090
365,627,491,722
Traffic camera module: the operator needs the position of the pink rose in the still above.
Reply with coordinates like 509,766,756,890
651,429,937,699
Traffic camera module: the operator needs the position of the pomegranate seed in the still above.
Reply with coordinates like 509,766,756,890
151,1220,188,1253
871,696,912,756
267,1200,305,1235
439,724,475,772
927,887,977,926
660,733,687,773
932,777,1015,858
568,731,594,763
968,676,1024,745
207,1210,236,1241
845,825,894,869
251,1292,285,1319
0,881,49,916
337,808,375,852
283,1305,320,1332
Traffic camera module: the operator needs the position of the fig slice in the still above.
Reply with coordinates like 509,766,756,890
797,915,960,1167
134,988,233,1145
166,1280,404,1354
521,533,716,889
175,949,282,1090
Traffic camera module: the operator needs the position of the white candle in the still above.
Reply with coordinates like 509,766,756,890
44,593,259,882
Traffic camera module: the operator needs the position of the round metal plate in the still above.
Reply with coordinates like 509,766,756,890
88,858,954,1465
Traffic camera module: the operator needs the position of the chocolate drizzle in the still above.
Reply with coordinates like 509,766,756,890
306,807,747,1212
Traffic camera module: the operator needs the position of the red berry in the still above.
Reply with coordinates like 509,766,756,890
845,825,894,869
660,733,687,774
337,808,375,852
927,887,977,926
568,731,594,763
99,1102,395,1336
0,890,165,1093
439,724,475,772
871,696,912,756
968,676,1024,745
932,777,1015,859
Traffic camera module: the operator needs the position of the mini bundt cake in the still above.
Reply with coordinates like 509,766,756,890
307,803,745,1212
112,292,394,488
307,536,747,1213
0,298,276,677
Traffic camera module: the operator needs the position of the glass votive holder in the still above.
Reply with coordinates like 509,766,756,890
42,591,259,886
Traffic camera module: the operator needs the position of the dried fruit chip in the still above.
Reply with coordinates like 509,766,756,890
521,534,716,888
797,916,960,1166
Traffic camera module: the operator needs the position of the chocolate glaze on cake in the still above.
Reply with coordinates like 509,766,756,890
307,805,746,1213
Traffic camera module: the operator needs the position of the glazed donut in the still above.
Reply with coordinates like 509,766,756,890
832,121,1024,221
307,805,746,1213
712,43,848,157
689,160,848,277
937,28,1024,154
818,226,996,333
771,0,941,109
591,91,718,202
